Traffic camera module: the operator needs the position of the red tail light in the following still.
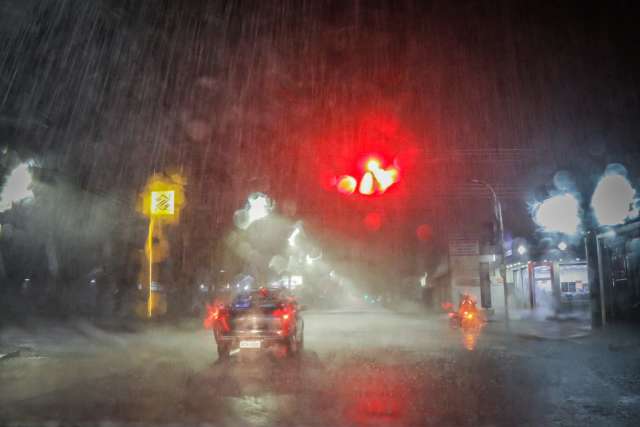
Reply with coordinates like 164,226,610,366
203,302,230,332
441,301,454,311
273,304,295,335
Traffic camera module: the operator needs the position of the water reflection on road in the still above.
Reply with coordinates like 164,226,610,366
1,311,535,426
186,348,515,426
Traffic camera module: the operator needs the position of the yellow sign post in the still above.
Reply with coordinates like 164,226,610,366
139,174,185,318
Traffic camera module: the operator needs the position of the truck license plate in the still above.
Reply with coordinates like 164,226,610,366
239,340,261,349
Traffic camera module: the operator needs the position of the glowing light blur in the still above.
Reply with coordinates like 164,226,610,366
365,157,381,172
517,245,527,255
140,172,186,223
0,163,34,212
288,225,300,247
334,154,401,196
462,329,479,351
363,212,382,231
359,171,375,195
337,175,357,195
416,224,432,241
305,251,322,265
203,300,229,331
233,192,274,230
591,172,638,226
533,193,581,235
371,166,399,193
558,241,568,251
246,193,272,223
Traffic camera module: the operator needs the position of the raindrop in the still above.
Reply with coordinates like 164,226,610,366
604,163,628,177
416,224,432,241
363,212,382,231
233,209,250,230
552,170,574,192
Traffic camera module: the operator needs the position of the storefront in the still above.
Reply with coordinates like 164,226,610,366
507,261,589,314
557,262,590,308
509,261,531,309
590,220,640,324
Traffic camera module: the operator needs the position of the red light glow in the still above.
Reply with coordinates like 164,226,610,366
338,364,411,425
315,113,417,202
273,304,295,335
365,157,382,172
319,170,338,191
363,212,382,231
441,301,454,311
203,301,230,332
336,154,400,196
203,303,218,329
337,175,357,195
416,224,433,241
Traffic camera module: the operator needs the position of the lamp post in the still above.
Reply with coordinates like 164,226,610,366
471,179,509,326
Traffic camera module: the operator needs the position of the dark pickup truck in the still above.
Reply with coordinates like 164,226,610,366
206,287,304,360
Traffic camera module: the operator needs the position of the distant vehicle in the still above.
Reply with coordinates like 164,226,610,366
448,295,484,330
206,286,305,360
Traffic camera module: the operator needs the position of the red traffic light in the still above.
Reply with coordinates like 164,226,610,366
335,154,400,196
337,175,358,195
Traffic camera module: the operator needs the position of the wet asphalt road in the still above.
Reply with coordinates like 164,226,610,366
1,308,639,426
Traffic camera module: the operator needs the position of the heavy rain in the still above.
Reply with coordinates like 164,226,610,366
1,1,640,426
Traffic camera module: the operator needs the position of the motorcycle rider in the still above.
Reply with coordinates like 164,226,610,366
458,293,478,318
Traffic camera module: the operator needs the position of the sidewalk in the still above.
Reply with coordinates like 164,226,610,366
485,311,640,351
502,318,592,340
485,309,592,340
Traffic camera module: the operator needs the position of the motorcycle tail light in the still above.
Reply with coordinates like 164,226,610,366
204,303,230,332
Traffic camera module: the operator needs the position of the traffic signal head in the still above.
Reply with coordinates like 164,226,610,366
334,154,400,197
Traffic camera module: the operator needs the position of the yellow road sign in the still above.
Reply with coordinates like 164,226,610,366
150,190,175,216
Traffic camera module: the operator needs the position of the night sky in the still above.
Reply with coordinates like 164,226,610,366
2,0,640,273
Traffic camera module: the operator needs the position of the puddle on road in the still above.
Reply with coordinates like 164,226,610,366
226,395,296,427
2,344,542,426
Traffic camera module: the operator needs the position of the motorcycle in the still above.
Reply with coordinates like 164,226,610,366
449,309,476,328
447,302,485,351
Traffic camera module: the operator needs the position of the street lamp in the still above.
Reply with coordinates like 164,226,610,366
517,244,527,256
591,170,638,226
558,241,568,251
246,192,273,224
0,162,34,212
471,179,509,325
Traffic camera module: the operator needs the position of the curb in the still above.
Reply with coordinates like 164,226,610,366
515,331,591,341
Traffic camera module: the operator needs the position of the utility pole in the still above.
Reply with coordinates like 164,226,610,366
471,179,509,327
